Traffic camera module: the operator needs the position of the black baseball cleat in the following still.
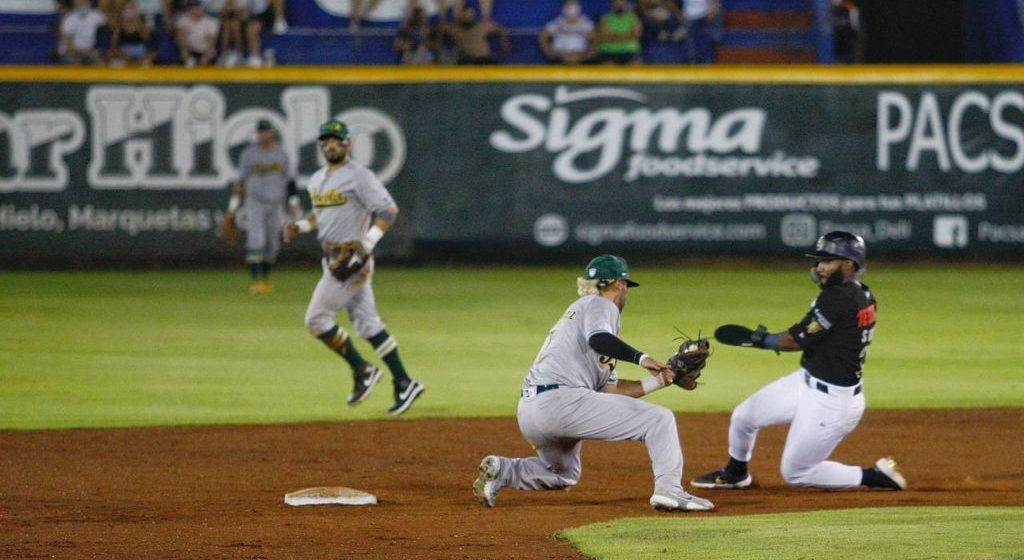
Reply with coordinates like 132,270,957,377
387,379,425,416
346,364,383,406
872,457,907,490
691,468,753,489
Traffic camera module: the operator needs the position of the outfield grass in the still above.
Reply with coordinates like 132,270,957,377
1,265,1022,430
560,506,1024,560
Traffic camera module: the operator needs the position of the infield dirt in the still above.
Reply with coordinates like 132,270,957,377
2,409,1021,559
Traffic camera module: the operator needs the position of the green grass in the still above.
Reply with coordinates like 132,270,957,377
560,506,1024,560
1,265,1022,429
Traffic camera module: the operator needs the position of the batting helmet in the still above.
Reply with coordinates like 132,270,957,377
805,231,867,269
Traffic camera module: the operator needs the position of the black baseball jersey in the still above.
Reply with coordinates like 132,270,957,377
787,281,877,386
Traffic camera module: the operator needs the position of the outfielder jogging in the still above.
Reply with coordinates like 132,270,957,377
692,231,906,491
224,118,301,294
284,119,424,416
472,255,714,512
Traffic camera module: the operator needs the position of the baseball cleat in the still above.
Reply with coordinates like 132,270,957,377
690,469,753,489
873,456,907,490
387,379,424,416
650,491,714,512
472,455,501,507
248,280,273,295
346,365,383,406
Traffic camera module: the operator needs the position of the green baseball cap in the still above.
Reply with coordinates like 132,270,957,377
583,254,639,287
318,119,349,140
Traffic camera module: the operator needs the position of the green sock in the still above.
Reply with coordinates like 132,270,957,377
368,329,410,383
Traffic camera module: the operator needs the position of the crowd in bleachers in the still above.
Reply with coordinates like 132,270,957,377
50,0,735,67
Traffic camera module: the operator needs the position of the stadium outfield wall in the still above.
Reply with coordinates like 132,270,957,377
1,65,1022,267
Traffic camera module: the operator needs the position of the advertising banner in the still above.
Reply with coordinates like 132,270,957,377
1,77,1021,266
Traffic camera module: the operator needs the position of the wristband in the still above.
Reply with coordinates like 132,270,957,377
287,195,301,208
295,219,312,233
636,353,649,365
640,376,664,395
227,194,241,213
362,224,385,253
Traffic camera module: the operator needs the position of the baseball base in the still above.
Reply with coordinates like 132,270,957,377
284,486,378,506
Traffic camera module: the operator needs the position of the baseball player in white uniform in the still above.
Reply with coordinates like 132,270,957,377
691,231,906,491
472,255,714,512
284,119,424,416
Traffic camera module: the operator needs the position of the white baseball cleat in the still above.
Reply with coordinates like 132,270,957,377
650,491,715,512
874,456,907,490
472,455,501,507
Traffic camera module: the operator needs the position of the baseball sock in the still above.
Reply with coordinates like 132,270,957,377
249,262,263,280
260,262,271,279
317,326,369,371
724,457,749,477
368,329,410,384
860,466,900,489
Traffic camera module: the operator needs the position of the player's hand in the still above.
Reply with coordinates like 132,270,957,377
283,222,300,243
640,355,674,379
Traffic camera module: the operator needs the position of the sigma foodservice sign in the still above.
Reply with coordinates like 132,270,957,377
487,86,822,184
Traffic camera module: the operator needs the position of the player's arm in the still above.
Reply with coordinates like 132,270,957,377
284,212,317,243
786,290,848,351
360,203,397,254
588,332,674,398
226,181,244,215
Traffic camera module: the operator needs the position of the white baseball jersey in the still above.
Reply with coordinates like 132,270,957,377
305,161,395,248
523,295,620,391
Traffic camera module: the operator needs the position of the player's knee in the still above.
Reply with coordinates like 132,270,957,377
779,458,813,486
730,401,755,429
305,315,334,337
352,317,384,339
652,406,677,430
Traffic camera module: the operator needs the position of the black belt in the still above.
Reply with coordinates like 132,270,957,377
522,384,559,397
804,372,861,396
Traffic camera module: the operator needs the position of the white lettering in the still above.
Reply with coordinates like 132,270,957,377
489,86,784,183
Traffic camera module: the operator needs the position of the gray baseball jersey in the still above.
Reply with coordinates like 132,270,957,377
523,295,621,391
237,142,291,260
305,161,394,248
238,143,291,204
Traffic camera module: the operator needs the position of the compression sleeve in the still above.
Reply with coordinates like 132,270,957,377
588,332,645,364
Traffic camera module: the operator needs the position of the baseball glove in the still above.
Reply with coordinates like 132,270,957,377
667,336,711,390
715,324,769,348
218,212,240,247
325,242,369,282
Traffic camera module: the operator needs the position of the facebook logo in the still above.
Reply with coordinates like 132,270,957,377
933,215,969,248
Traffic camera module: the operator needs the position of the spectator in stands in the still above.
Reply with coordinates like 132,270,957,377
637,0,685,44
595,0,642,65
163,0,188,31
51,0,73,61
680,0,719,63
440,0,493,23
539,0,594,64
831,0,864,63
243,0,286,67
60,0,108,65
395,4,441,64
443,5,509,64
108,0,158,66
176,0,219,66
206,0,245,67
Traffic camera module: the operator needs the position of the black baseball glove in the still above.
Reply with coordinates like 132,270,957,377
666,337,711,390
715,324,771,348
325,242,369,282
